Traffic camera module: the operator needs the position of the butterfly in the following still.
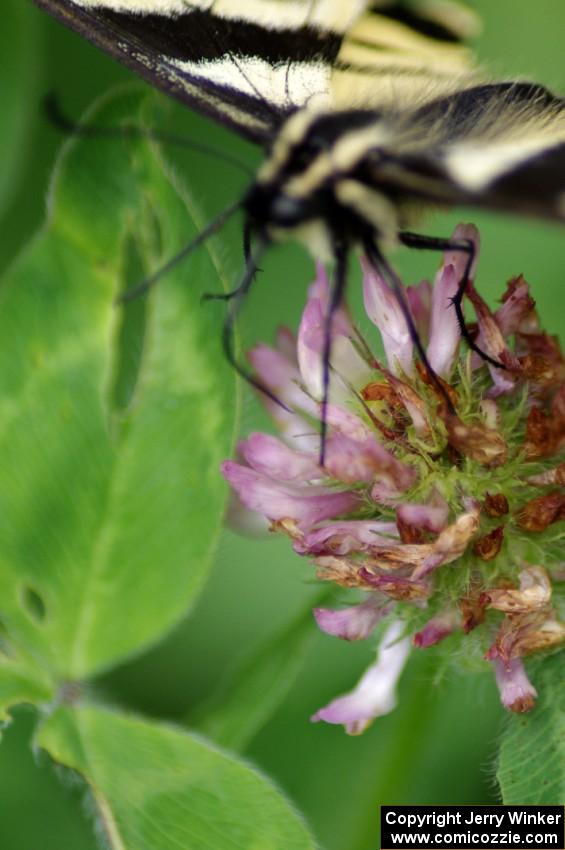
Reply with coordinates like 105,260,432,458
31,0,565,456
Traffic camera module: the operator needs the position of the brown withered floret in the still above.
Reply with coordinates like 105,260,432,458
482,566,551,614
445,414,508,468
459,579,488,633
473,526,504,561
483,492,510,517
487,610,565,663
524,407,556,458
315,556,365,588
358,568,431,601
527,462,565,486
361,382,406,441
516,491,565,532
415,361,458,407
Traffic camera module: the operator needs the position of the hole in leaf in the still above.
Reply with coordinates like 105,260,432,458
0,618,11,655
21,585,46,623
109,232,149,414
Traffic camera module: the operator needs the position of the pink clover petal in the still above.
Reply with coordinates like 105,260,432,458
297,295,327,399
221,461,360,529
426,263,460,377
323,405,373,441
467,284,520,395
224,490,271,537
274,326,298,362
248,343,318,447
313,595,394,641
323,424,417,492
238,433,320,482
309,262,359,337
370,481,406,505
297,283,369,401
406,279,432,340
248,343,298,393
308,262,331,302
492,658,538,713
325,432,415,487
325,406,415,490
445,223,480,281
361,257,414,376
369,449,417,500
413,610,461,648
487,369,518,399
396,496,449,535
310,620,411,734
294,520,399,556
248,343,317,419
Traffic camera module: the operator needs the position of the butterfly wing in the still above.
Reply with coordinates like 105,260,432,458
33,0,479,143
367,81,565,223
333,0,480,110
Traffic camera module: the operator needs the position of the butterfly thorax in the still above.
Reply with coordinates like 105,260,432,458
244,106,406,256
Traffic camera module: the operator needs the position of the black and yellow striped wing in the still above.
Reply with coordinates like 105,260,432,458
363,79,565,224
31,0,480,144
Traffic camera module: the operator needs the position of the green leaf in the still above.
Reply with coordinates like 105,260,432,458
0,660,52,726
192,593,330,750
37,705,317,850
0,88,238,681
0,0,40,217
497,654,565,803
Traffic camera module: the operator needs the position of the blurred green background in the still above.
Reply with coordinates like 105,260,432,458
0,2,564,848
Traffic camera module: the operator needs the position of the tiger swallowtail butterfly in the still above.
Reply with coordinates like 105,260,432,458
31,0,565,454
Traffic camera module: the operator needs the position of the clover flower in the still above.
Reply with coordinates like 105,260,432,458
222,224,565,734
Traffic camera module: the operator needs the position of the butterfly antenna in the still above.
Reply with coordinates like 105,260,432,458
118,200,242,304
221,236,292,413
364,241,456,416
319,239,349,467
44,92,254,177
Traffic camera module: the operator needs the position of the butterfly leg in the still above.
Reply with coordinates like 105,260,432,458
364,240,456,415
398,231,505,369
201,288,243,303
221,236,292,412
202,221,259,302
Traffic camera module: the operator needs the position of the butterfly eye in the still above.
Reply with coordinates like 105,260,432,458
270,195,306,226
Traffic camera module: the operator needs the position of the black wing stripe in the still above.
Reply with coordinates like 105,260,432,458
366,149,565,223
99,8,343,65
371,2,460,43
491,142,565,218
410,81,565,139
